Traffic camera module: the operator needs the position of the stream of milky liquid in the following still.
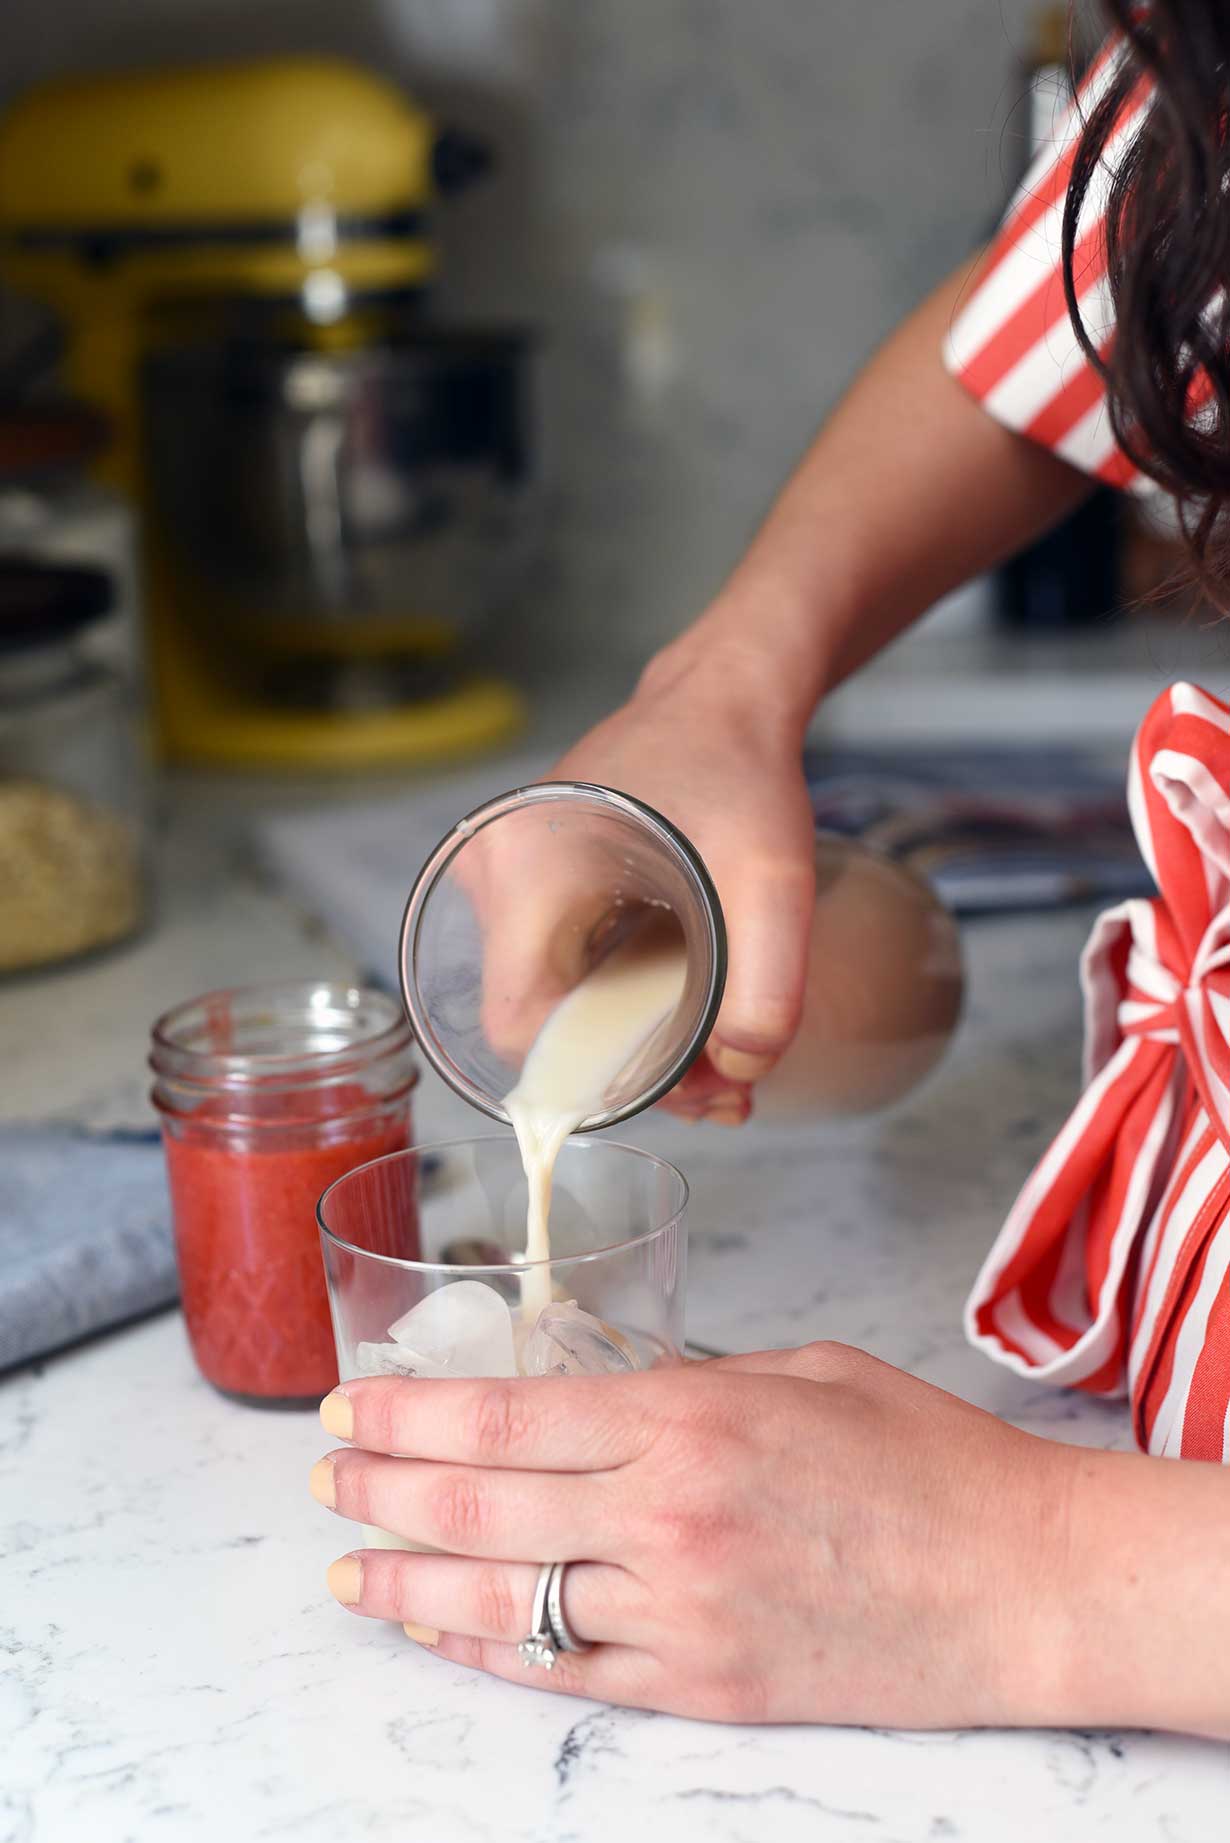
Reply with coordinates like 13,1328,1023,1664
503,925,688,1317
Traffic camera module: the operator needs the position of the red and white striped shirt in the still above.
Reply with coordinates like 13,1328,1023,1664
943,35,1153,491
949,46,1230,1460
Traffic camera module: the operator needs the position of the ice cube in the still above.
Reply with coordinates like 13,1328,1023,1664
520,1301,638,1376
355,1341,453,1379
387,1279,517,1378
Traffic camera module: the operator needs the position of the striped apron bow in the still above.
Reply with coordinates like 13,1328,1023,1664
966,682,1230,1461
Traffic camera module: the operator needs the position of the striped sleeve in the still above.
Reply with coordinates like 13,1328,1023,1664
943,38,1154,491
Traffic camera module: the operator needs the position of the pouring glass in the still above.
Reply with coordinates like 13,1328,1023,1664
399,781,727,1130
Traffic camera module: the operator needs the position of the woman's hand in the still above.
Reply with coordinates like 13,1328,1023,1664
442,621,816,1124
544,625,819,1122
310,1342,1084,1728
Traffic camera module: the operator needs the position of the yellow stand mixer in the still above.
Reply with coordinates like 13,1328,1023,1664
0,59,528,768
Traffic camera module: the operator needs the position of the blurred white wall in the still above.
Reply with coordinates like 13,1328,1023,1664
3,0,1054,677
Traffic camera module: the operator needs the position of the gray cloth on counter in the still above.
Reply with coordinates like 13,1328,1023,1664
0,1127,177,1373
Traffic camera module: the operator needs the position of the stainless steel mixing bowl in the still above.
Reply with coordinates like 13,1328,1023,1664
140,326,535,705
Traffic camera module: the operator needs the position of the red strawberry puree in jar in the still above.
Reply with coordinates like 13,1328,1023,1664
150,983,418,1404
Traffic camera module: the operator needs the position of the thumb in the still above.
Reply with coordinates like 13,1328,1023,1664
706,846,815,1085
450,823,605,1068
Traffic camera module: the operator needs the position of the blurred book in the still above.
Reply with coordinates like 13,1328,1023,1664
805,745,1149,914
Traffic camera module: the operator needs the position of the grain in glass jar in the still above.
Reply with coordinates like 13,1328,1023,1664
0,558,147,975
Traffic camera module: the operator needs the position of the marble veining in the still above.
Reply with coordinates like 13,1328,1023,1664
4,900,1230,1840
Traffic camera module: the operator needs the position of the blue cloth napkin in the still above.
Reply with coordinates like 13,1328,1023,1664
0,1128,178,1373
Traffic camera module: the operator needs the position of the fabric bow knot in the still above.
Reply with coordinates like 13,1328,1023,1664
966,683,1230,1461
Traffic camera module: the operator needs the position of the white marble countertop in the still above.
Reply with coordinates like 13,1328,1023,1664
4,787,1230,1842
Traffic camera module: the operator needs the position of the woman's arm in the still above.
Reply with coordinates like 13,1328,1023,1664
643,255,1096,720
550,259,1096,1095
1053,1443,1230,1739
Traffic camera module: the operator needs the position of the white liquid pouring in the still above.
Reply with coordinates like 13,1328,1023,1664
504,923,688,1314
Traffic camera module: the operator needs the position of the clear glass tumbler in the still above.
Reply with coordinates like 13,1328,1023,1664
318,1136,687,1549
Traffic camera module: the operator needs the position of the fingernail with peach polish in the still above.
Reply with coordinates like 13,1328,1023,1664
403,1621,441,1647
327,1556,362,1605
309,1457,337,1509
320,1390,354,1439
710,1046,776,1084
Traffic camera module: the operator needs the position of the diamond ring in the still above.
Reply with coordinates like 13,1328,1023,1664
518,1562,558,1670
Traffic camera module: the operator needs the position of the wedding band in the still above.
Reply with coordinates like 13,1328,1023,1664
546,1560,592,1655
517,1562,558,1670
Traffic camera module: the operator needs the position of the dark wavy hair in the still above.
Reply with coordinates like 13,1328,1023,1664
1064,0,1230,593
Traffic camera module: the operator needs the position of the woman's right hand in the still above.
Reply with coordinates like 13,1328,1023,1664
541,618,819,1122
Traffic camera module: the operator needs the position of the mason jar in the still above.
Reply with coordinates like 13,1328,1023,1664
150,981,418,1406
0,558,148,975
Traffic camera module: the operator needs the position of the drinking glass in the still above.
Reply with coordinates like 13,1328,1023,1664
318,1136,687,1548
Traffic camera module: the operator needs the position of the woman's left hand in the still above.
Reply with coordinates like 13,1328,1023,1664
310,1341,1077,1727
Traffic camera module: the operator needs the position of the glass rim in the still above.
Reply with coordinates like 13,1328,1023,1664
316,1133,689,1275
149,979,413,1085
397,780,728,1132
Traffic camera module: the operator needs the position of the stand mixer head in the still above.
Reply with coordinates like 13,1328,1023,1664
0,58,529,769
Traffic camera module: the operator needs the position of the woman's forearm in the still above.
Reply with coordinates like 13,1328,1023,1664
644,258,1096,729
1049,1445,1230,1739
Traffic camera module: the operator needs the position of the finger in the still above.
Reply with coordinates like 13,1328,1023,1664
671,1056,740,1105
326,1548,642,1645
707,832,816,1084
322,1373,656,1471
419,1631,664,1710
464,823,612,1064
313,1449,614,1561
660,1056,752,1125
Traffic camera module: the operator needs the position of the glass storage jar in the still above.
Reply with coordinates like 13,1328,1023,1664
0,558,148,975
0,399,141,684
150,980,418,1406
